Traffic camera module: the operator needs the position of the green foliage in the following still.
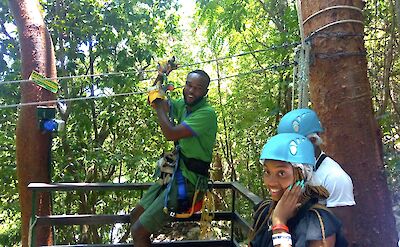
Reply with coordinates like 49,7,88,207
195,0,298,199
0,3,20,246
0,0,399,245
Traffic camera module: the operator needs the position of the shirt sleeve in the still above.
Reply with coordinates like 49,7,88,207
182,107,217,136
324,171,356,207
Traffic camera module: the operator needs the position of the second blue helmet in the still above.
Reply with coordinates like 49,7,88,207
277,108,323,137
260,133,316,168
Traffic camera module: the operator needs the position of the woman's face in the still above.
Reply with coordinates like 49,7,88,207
263,160,295,201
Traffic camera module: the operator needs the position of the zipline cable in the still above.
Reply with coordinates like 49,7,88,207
0,42,299,86
0,62,294,109
0,91,148,109
174,42,299,72
0,71,138,86
210,62,294,82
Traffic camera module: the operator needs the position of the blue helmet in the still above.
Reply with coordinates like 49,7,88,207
260,133,316,167
277,108,323,137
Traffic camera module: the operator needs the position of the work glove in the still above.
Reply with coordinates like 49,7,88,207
148,84,166,107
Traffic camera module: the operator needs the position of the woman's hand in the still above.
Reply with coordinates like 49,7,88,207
271,180,303,226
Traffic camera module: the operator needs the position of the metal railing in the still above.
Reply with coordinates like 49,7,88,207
28,181,262,247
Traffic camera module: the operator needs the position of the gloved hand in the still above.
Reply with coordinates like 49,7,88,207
148,85,166,107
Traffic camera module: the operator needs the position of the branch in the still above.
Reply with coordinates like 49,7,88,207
393,0,400,32
0,22,15,41
377,10,396,116
242,33,268,80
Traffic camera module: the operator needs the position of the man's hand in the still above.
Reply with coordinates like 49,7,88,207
148,88,166,107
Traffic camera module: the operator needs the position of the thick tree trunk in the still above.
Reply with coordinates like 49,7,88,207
8,0,56,246
300,0,398,246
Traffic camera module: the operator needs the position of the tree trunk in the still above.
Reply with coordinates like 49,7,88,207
300,0,398,246
8,0,56,246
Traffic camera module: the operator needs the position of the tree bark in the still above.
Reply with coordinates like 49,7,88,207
300,0,398,246
8,0,56,246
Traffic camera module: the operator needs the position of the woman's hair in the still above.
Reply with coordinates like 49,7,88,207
248,166,329,242
292,167,329,204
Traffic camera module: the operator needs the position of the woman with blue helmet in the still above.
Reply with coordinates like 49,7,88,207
249,133,347,247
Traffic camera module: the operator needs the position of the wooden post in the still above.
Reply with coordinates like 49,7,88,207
8,0,56,246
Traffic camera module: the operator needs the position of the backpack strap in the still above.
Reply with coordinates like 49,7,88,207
309,204,331,246
249,200,272,241
310,208,327,246
316,153,328,170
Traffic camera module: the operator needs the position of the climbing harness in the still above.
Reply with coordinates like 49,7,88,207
155,150,179,186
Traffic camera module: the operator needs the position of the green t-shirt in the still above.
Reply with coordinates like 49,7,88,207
171,97,217,184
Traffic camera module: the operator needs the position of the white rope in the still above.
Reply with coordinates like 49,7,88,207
291,43,311,110
295,0,306,46
293,0,311,109
291,47,300,110
303,5,363,25
298,43,310,108
0,42,299,86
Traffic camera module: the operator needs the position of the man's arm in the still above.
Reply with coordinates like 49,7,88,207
153,99,193,141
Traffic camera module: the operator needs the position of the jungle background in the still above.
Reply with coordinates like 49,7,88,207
0,0,399,246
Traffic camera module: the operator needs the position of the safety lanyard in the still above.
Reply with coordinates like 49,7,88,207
162,79,188,216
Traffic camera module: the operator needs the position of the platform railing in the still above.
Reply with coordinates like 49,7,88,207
28,181,262,247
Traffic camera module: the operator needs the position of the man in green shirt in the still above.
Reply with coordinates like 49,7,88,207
130,68,217,247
